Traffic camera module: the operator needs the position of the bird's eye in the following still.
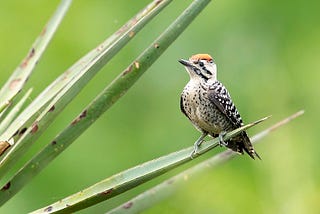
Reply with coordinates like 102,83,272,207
199,61,204,67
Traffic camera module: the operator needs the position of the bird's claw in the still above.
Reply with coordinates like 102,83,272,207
190,144,199,159
218,131,228,147
190,132,207,159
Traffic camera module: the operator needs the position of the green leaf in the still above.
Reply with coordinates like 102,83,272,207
0,0,71,114
0,0,212,209
0,89,33,136
2,0,213,211
30,117,267,213
107,111,304,214
0,0,171,180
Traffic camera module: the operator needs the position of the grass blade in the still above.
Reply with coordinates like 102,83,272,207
4,0,214,212
0,89,33,136
0,0,172,144
30,116,265,213
0,0,72,114
107,111,304,214
0,0,211,210
0,0,171,180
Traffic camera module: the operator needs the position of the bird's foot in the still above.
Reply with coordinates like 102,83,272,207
190,143,199,159
190,139,203,159
218,131,228,147
190,133,207,159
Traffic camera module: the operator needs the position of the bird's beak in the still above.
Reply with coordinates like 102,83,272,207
178,59,193,68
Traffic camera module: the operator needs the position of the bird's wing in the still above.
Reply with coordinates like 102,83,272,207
208,81,261,159
207,81,243,127
180,95,191,120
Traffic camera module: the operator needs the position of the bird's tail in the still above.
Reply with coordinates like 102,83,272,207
229,132,261,160
241,132,261,160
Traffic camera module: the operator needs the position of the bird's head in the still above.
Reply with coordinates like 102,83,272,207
179,53,217,82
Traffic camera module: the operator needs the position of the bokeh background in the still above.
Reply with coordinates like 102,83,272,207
0,0,319,213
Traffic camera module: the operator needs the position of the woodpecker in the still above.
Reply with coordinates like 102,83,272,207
179,53,260,159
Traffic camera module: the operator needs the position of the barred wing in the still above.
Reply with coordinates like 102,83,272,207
207,81,243,127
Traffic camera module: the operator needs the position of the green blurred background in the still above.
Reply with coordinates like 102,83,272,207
0,0,319,213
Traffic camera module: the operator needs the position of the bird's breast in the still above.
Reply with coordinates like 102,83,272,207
181,81,228,134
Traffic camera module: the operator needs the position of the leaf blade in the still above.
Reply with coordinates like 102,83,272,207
29,116,265,213
0,0,72,113
107,111,303,214
0,89,33,136
0,0,172,200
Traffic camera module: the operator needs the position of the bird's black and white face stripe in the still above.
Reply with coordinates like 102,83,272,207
179,54,217,82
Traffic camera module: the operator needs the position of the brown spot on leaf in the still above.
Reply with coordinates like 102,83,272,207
29,48,35,58
12,129,19,137
20,48,35,68
154,43,160,48
71,110,87,125
134,61,140,69
51,141,57,145
0,141,10,156
101,188,113,195
21,61,27,68
43,206,52,212
96,44,104,52
71,119,79,125
31,122,39,134
155,0,163,6
129,31,135,37
122,64,133,76
19,127,27,135
48,105,55,112
130,18,138,26
116,22,129,36
41,27,47,36
123,202,133,209
9,78,22,90
62,70,72,80
80,110,87,118
1,182,11,191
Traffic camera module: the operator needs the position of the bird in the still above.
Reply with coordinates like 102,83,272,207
179,53,260,159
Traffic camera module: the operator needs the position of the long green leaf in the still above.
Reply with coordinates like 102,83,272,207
0,0,171,145
30,117,267,214
107,110,304,214
0,0,210,209
0,0,171,180
0,89,33,136
0,0,72,114
0,0,74,144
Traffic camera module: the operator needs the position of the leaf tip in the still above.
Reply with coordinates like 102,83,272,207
252,115,271,125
